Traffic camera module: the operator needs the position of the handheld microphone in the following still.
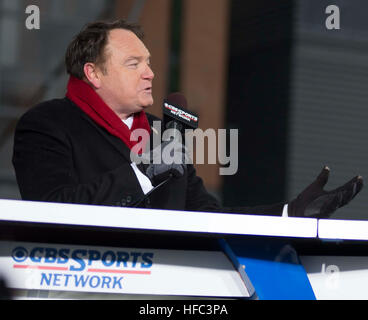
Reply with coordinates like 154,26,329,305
132,93,199,208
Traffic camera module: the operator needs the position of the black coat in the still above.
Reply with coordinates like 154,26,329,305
12,98,283,215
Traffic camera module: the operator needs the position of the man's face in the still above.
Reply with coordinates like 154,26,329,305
95,28,154,119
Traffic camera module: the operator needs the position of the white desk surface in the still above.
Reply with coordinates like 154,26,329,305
0,199,318,239
3,199,367,240
318,218,368,241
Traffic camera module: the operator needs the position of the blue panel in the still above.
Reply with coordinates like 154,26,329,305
221,238,316,300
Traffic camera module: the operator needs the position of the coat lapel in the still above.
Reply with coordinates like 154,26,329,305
79,111,133,163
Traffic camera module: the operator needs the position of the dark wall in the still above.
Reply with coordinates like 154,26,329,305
223,0,295,207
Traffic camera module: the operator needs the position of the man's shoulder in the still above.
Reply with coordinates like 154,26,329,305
21,97,76,120
17,98,89,133
15,98,86,136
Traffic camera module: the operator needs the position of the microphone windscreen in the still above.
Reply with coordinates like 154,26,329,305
166,92,188,110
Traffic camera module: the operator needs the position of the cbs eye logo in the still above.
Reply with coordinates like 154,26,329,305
12,247,28,263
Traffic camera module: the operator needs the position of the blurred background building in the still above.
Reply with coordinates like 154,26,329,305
0,0,367,219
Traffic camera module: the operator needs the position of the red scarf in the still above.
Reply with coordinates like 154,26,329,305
66,76,151,154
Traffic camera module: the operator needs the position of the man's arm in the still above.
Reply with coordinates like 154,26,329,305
184,164,285,216
12,111,144,206
185,165,363,218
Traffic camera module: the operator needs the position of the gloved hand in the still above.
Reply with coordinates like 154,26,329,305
145,139,189,186
288,166,363,218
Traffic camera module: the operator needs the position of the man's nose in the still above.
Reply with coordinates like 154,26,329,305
143,64,154,80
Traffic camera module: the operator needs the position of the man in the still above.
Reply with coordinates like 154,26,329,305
12,19,363,218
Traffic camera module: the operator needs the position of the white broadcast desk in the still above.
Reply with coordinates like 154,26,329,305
0,199,367,300
0,199,318,238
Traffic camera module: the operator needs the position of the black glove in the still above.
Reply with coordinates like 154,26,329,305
145,139,188,186
288,166,363,218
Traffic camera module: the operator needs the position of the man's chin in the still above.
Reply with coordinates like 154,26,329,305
140,98,154,109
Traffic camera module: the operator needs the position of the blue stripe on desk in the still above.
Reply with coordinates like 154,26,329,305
220,238,316,300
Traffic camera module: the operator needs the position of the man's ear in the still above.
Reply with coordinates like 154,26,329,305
83,62,102,89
